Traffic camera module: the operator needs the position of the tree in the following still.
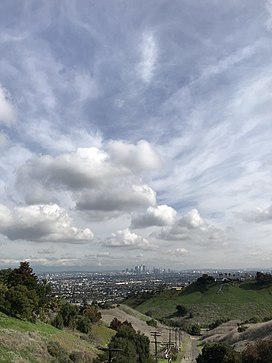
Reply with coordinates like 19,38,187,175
196,343,241,363
188,324,201,336
76,316,91,334
95,322,152,363
5,285,39,319
176,304,188,316
59,302,78,328
242,339,272,363
7,261,38,289
80,303,101,323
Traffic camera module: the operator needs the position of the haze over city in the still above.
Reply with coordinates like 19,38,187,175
0,0,272,270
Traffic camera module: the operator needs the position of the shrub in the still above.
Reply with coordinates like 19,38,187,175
146,319,157,327
47,341,72,362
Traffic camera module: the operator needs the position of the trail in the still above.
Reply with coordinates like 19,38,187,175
180,336,199,363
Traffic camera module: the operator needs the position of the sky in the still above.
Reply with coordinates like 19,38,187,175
0,0,272,271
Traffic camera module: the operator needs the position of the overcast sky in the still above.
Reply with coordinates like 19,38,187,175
0,0,272,271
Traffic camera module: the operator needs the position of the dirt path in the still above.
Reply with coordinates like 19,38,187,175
180,336,199,363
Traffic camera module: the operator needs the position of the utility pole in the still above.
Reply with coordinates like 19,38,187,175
151,331,161,363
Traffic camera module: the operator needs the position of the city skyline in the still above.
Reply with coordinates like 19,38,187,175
0,1,272,270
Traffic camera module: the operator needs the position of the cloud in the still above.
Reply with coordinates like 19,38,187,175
137,31,158,83
104,228,152,249
131,205,177,228
0,203,93,243
0,85,16,125
156,209,226,246
107,140,161,172
77,184,156,212
242,205,272,223
17,142,158,215
167,248,189,256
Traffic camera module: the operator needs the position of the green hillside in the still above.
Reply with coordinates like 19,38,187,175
0,311,115,363
125,280,272,328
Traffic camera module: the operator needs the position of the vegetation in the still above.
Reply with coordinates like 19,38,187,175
196,343,241,363
125,274,272,328
196,339,272,363
0,262,110,362
95,318,154,363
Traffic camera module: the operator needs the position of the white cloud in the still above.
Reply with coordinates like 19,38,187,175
104,228,152,249
0,85,16,125
137,32,158,83
17,142,158,215
156,209,226,246
131,205,177,228
107,140,161,172
0,203,93,243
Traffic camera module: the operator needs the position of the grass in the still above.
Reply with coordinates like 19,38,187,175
125,281,272,328
0,311,115,362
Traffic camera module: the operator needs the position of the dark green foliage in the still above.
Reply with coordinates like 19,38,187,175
196,343,241,363
95,321,152,363
241,339,272,363
0,262,51,320
188,324,201,336
255,271,272,285
5,285,39,319
208,318,229,330
52,312,64,329
7,262,38,289
59,302,78,328
146,318,157,327
76,316,91,334
176,304,188,316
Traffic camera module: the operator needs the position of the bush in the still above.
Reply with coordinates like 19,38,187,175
209,319,229,330
237,325,248,333
176,304,188,316
196,343,241,363
146,319,157,327
188,324,201,336
47,341,72,362
69,351,93,363
76,316,91,334
242,339,272,363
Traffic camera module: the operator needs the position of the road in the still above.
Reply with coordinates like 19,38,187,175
180,336,199,363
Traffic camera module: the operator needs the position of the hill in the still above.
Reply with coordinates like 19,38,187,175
125,280,272,328
0,311,115,363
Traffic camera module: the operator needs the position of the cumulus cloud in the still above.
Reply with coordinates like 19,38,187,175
242,205,272,223
17,142,158,215
104,228,152,249
0,203,93,243
107,140,161,172
77,184,156,212
131,205,177,228
156,209,226,246
0,85,16,125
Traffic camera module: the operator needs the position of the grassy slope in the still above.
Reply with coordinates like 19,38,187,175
125,281,272,327
0,312,115,363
